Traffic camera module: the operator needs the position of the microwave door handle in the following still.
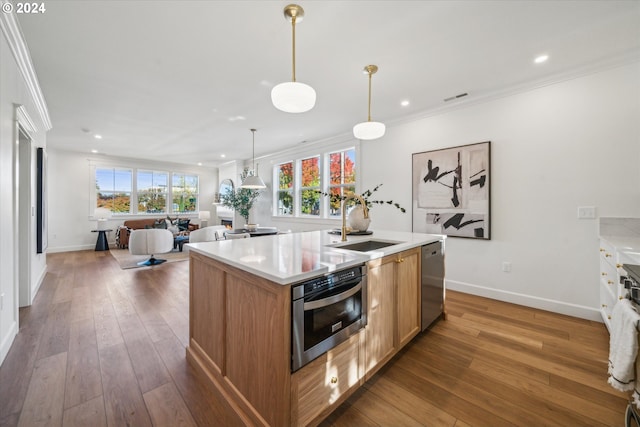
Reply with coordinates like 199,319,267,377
303,283,362,311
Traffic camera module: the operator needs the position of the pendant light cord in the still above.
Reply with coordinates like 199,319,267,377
251,129,256,173
367,70,372,122
291,16,297,82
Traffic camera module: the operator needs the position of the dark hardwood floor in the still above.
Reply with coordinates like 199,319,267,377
0,250,628,426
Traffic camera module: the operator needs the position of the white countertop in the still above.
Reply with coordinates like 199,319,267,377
187,229,444,285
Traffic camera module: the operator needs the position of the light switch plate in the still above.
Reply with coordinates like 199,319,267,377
578,206,596,219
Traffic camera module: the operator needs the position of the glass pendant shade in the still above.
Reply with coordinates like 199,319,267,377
241,173,266,189
271,81,316,113
353,121,386,140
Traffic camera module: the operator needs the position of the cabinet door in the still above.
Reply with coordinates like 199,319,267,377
364,256,396,377
396,248,421,348
291,334,361,427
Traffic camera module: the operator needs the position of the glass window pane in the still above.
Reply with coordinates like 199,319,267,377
137,171,153,192
96,168,114,192
301,189,320,215
278,162,293,190
329,153,341,185
343,149,356,184
114,169,132,191
138,193,166,213
301,157,319,187
277,191,293,215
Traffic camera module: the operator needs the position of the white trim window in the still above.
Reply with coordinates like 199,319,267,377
95,167,132,214
137,170,168,214
326,148,356,217
275,161,294,216
172,173,199,213
273,148,356,219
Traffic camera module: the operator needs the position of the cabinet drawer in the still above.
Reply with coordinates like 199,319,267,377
599,239,617,270
599,257,618,290
291,333,362,426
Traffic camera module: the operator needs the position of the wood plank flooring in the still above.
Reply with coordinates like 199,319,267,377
0,250,628,426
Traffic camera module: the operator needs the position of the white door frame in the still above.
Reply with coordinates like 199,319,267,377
14,105,37,318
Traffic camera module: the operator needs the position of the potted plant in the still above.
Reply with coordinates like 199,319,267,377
220,169,262,226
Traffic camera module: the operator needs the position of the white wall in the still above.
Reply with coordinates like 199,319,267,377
253,62,640,320
47,149,218,252
363,62,640,318
0,23,49,364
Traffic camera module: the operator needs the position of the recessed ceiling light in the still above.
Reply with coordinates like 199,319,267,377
228,116,246,122
220,154,226,158
534,55,549,64
401,100,410,107
91,149,98,153
94,134,102,139
197,162,203,166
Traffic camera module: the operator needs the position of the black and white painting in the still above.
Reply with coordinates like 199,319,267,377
412,141,490,239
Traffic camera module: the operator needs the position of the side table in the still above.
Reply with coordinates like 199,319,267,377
92,229,112,251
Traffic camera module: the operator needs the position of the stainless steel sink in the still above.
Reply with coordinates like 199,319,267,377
331,239,402,252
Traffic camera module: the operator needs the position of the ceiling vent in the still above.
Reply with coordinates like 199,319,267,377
444,92,469,102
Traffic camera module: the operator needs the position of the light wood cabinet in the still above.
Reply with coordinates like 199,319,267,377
290,332,363,427
365,247,421,378
396,248,421,347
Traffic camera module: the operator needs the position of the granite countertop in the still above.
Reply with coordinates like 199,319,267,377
186,229,444,285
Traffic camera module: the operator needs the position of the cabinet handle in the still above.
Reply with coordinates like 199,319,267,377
396,258,404,263
608,315,612,320
620,296,624,300
330,377,338,384
617,263,623,269
601,272,607,276
602,304,608,308
600,248,605,252
608,280,614,285
606,253,613,258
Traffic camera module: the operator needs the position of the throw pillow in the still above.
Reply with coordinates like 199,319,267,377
177,219,190,231
153,219,167,229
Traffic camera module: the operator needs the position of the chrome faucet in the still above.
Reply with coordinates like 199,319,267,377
341,193,369,242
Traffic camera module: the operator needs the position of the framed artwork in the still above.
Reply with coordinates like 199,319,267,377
412,141,491,239
37,147,47,253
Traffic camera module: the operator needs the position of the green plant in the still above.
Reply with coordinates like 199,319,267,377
220,169,262,224
317,184,406,213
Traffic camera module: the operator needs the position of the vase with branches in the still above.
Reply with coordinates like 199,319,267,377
220,169,262,225
317,184,406,231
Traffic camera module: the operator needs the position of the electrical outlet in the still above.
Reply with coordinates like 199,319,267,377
502,262,512,273
578,206,596,219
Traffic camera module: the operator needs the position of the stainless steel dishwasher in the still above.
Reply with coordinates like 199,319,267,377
421,241,445,331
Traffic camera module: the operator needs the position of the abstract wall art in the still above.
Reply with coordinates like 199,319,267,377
412,141,491,239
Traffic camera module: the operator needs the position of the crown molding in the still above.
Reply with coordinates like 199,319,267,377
0,11,52,130
14,104,37,135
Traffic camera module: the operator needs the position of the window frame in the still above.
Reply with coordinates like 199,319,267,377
272,146,359,221
89,162,200,218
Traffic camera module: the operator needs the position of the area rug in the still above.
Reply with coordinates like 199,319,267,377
109,248,189,269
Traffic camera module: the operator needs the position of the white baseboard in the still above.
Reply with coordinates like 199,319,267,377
446,279,602,322
30,263,47,305
47,244,94,253
0,320,18,367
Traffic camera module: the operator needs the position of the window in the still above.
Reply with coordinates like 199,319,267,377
137,170,168,214
273,148,357,219
300,156,320,216
95,168,132,214
93,165,200,216
172,173,198,213
276,161,293,215
328,149,356,217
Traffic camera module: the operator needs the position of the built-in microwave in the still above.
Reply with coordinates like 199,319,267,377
291,265,367,372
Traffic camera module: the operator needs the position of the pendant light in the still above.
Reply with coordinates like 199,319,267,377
353,65,386,140
240,129,266,189
271,4,316,113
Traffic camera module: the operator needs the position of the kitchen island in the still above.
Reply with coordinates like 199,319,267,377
186,229,444,427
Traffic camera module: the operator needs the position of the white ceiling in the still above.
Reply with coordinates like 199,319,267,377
17,0,640,167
